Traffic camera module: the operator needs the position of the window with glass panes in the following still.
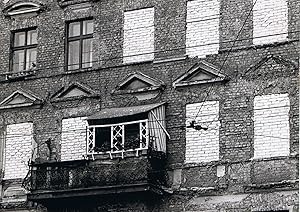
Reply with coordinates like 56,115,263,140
67,19,93,70
11,29,37,72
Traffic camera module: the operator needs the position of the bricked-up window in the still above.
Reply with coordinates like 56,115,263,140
185,101,220,163
254,94,290,158
253,0,288,45
186,0,220,58
11,28,37,72
4,123,34,179
67,19,93,70
123,8,154,63
61,117,87,161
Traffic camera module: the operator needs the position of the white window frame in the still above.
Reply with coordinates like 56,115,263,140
87,119,149,155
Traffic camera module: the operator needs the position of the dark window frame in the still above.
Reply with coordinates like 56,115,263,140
66,18,93,71
10,27,37,72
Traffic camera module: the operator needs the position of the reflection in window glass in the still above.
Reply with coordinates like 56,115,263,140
83,20,93,35
14,32,26,47
68,22,81,37
67,20,93,70
28,30,37,45
13,50,25,71
26,48,37,70
12,29,37,72
82,39,93,68
68,41,80,70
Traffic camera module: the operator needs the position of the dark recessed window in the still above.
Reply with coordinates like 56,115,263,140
66,19,93,71
11,29,37,72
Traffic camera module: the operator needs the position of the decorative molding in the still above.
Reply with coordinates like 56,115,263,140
244,55,298,76
51,82,100,102
0,89,43,110
3,1,44,16
112,72,165,95
173,61,229,88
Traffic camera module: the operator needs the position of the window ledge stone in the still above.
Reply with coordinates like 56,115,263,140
58,0,98,8
5,69,36,81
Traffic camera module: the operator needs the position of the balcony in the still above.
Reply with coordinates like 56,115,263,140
27,103,169,201
27,152,167,201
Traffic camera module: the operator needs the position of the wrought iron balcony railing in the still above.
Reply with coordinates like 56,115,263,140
28,153,167,200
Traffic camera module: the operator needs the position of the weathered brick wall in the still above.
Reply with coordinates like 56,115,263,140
123,7,154,63
4,123,33,179
61,117,87,161
185,101,220,163
254,93,290,158
253,0,288,45
186,0,220,57
0,0,298,211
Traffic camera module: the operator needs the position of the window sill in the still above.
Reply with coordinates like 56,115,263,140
5,69,36,81
65,66,95,74
58,0,94,8
122,60,153,66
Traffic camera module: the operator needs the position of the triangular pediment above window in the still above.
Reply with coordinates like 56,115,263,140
173,61,229,88
4,1,44,16
0,89,42,109
243,55,297,78
51,82,99,102
112,72,165,94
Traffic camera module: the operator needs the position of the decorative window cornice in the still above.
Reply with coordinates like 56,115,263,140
51,82,100,102
244,55,297,76
0,89,43,110
173,61,229,88
3,1,44,16
112,72,165,95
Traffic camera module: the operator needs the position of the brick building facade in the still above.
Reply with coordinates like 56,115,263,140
0,0,299,211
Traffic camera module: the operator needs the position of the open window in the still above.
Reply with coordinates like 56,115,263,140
86,103,169,157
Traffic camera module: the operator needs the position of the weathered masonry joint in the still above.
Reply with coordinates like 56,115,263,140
0,0,298,211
